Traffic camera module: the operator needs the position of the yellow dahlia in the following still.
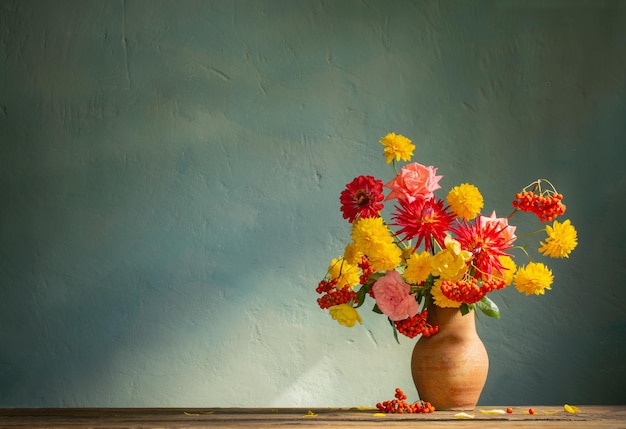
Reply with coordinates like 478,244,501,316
493,255,516,286
447,183,484,220
514,262,554,296
539,219,578,258
343,242,363,265
379,132,415,164
367,243,402,271
430,279,462,308
404,251,432,284
327,257,360,289
351,216,394,254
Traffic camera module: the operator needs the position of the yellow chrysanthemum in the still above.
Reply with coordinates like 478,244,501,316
447,183,484,220
379,132,415,164
367,243,402,271
329,304,363,327
493,255,516,286
430,236,472,281
514,262,554,296
539,219,578,258
430,279,462,308
404,251,432,284
343,242,363,265
351,216,394,254
327,257,360,289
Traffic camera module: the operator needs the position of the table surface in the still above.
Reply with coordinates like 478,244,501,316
1,406,625,428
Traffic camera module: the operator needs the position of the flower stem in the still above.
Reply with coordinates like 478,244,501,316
512,245,532,264
515,228,547,239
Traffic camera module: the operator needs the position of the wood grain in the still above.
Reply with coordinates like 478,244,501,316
1,406,625,428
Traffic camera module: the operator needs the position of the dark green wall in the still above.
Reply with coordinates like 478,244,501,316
1,0,625,407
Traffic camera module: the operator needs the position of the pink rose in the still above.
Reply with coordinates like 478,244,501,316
480,211,517,245
385,162,442,203
372,270,419,321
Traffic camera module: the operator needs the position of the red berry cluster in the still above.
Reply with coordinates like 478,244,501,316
484,277,507,292
394,311,439,338
358,256,375,285
512,191,566,222
440,278,485,304
376,388,435,414
441,277,507,305
316,278,338,294
316,286,357,309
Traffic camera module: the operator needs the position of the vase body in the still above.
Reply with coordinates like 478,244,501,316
410,305,489,410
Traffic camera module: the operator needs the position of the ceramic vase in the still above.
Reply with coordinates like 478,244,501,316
410,305,489,410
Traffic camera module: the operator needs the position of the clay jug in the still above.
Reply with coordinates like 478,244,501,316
410,305,488,410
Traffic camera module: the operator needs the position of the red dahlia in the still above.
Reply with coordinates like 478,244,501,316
339,175,385,223
451,217,512,279
391,198,454,254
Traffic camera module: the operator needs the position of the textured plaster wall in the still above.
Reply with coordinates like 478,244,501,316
1,0,625,407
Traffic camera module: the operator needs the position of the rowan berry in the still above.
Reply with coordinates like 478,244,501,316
315,278,337,294
512,181,566,222
483,277,506,292
358,256,375,285
375,388,434,414
394,311,438,339
316,287,357,309
440,278,487,304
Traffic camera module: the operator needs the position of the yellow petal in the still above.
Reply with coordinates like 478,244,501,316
564,404,580,413
454,412,475,418
303,410,318,417
373,413,387,417
479,409,506,414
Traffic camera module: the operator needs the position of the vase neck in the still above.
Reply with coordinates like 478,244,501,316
427,305,477,335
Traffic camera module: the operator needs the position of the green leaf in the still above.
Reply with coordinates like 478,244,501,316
367,272,385,283
477,296,500,319
460,303,473,316
355,285,368,308
389,318,400,344
372,303,383,314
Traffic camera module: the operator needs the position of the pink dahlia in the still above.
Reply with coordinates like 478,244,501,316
392,198,454,254
339,175,385,223
480,210,517,245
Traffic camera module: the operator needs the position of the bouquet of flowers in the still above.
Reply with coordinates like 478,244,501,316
315,133,578,341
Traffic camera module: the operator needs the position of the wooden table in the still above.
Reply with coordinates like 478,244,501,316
1,406,625,428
